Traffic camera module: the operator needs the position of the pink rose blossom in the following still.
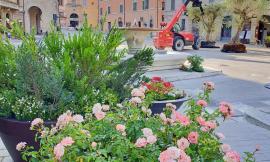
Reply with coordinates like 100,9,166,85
221,144,231,153
197,100,208,107
166,103,177,110
178,150,191,162
31,118,44,129
171,111,190,126
177,138,190,150
159,150,173,162
131,88,145,98
219,102,233,118
56,111,73,129
204,81,215,91
54,143,65,160
142,128,153,137
135,138,148,148
167,146,181,159
146,135,157,144
60,137,74,147
91,142,97,148
223,151,240,162
188,132,199,144
130,97,142,104
196,116,206,126
94,111,106,120
72,114,84,123
92,103,103,114
16,142,27,151
204,121,217,131
160,113,168,123
102,105,110,111
116,124,126,132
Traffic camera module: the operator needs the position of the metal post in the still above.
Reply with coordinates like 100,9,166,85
23,0,25,32
123,0,126,26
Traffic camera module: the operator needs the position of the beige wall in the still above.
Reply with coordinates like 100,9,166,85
24,0,59,33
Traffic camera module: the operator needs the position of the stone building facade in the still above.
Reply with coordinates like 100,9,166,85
0,0,22,28
99,0,165,31
59,0,98,28
164,0,270,44
23,0,59,34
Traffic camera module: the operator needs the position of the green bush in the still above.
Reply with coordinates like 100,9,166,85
0,21,154,121
187,55,204,72
265,36,270,43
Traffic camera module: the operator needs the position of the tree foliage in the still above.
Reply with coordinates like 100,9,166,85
224,0,268,43
188,2,225,42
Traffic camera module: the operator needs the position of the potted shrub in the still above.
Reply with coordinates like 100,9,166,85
221,0,268,53
188,2,225,48
139,77,187,114
17,82,258,161
0,22,154,161
265,36,270,48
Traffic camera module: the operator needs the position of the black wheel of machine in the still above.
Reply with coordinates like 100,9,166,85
173,36,185,51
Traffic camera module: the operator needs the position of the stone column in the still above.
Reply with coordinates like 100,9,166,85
250,18,258,44
1,8,7,27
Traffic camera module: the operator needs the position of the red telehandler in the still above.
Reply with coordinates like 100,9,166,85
154,0,204,51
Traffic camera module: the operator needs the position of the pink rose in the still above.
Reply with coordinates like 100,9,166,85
204,81,215,91
167,146,181,159
142,128,153,137
219,102,233,118
60,137,74,147
216,132,225,140
178,150,191,162
54,143,65,160
72,114,84,123
94,111,106,120
196,116,206,126
204,121,217,131
177,138,190,150
130,97,142,104
160,113,168,123
166,103,177,110
131,88,145,98
221,144,231,153
16,142,27,151
91,142,97,148
56,111,73,129
171,111,190,126
146,135,157,144
116,124,126,132
92,103,103,114
135,138,148,148
223,151,240,162
159,150,172,162
102,105,110,111
31,118,44,129
197,100,208,107
188,132,199,144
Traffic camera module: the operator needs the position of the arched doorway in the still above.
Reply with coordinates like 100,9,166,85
28,6,42,34
70,13,79,27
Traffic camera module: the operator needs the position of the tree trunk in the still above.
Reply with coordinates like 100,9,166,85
231,21,245,44
206,33,210,42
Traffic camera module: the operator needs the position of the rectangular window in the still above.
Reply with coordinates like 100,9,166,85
100,8,103,15
58,0,63,6
181,19,186,30
120,4,123,13
143,0,149,10
171,0,175,10
133,0,137,11
108,6,111,14
82,0,87,7
72,0,76,7
162,2,165,10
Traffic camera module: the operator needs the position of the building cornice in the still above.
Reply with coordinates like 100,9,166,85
0,0,20,10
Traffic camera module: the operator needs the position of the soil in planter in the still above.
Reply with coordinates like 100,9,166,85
200,41,220,48
0,118,55,162
221,43,247,53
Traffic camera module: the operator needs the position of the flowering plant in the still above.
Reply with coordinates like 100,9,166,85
143,77,186,101
18,81,256,162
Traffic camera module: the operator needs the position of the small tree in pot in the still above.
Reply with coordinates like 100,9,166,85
221,0,268,53
188,2,225,48
265,36,270,48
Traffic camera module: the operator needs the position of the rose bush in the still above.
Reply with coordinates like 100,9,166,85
18,82,257,162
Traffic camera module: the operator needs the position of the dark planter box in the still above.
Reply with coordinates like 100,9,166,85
200,41,219,48
150,97,189,115
221,43,247,53
0,118,55,162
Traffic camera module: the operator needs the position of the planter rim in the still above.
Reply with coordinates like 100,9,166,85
152,96,189,104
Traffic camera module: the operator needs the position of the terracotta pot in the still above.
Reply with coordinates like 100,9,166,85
0,118,55,162
221,43,247,53
150,97,189,114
